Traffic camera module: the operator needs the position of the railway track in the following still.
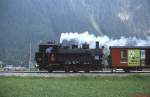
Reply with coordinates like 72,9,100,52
0,70,150,77
0,70,150,73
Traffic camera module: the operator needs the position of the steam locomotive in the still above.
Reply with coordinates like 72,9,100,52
35,41,103,72
35,41,150,72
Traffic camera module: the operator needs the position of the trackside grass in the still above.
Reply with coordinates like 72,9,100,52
0,75,150,97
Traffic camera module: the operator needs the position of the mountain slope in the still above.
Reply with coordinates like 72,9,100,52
0,0,149,64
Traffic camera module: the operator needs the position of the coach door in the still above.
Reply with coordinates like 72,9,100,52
145,49,150,67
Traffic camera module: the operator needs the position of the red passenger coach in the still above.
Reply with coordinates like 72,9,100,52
110,46,150,72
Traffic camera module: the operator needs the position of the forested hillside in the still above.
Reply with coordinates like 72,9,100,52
0,0,149,64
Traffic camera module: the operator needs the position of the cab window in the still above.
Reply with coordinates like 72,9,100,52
46,47,53,53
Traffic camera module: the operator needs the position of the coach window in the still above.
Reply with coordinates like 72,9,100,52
120,50,127,62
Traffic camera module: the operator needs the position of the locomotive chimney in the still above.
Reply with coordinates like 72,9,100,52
96,41,99,49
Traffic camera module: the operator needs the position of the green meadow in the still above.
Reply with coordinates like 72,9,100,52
0,75,150,97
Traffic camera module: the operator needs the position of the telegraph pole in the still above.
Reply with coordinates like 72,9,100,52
29,42,32,71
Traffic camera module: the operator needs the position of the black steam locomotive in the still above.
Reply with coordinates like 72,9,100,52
35,41,103,72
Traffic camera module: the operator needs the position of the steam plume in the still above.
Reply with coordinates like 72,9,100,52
60,31,150,48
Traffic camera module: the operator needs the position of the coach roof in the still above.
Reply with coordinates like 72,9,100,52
110,46,150,49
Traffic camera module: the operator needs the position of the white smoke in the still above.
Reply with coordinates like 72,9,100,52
60,31,150,48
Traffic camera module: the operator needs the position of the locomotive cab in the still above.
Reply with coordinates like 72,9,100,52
35,42,59,70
